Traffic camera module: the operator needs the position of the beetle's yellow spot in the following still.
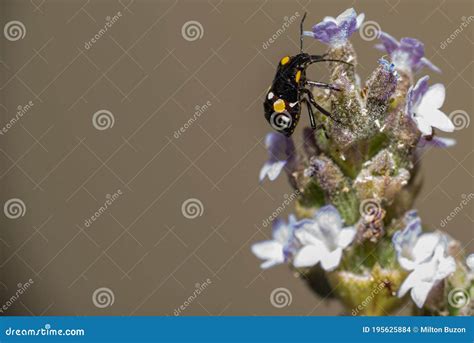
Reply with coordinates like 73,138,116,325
273,99,286,113
280,56,290,65
295,70,301,83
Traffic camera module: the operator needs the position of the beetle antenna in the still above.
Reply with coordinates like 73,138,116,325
300,12,307,53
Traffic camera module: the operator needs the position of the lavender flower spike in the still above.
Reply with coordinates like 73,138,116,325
259,132,295,182
376,32,441,74
303,8,364,47
252,9,472,316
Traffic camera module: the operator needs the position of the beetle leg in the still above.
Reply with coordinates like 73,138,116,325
309,55,353,67
301,88,343,126
305,80,341,91
302,98,316,129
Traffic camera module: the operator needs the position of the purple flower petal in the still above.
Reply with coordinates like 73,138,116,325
336,8,358,36
404,210,420,226
312,20,340,44
274,215,298,260
293,218,315,232
310,8,363,46
271,217,284,235
272,217,291,242
419,57,441,73
377,31,399,54
405,216,422,237
399,37,425,66
259,133,296,182
418,136,456,148
392,212,422,256
265,132,293,162
281,216,299,259
406,75,430,115
374,43,387,52
376,33,441,74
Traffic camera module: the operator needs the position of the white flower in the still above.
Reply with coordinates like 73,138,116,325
398,245,456,308
392,214,442,271
292,205,356,271
251,216,296,269
393,214,456,308
406,76,455,136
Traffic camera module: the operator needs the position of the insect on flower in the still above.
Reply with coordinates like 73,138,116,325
263,13,353,137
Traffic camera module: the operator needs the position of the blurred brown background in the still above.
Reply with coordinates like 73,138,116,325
0,0,472,316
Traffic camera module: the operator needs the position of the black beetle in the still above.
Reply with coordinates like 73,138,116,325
263,13,352,136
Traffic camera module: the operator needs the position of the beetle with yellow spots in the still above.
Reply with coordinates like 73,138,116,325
263,13,353,137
